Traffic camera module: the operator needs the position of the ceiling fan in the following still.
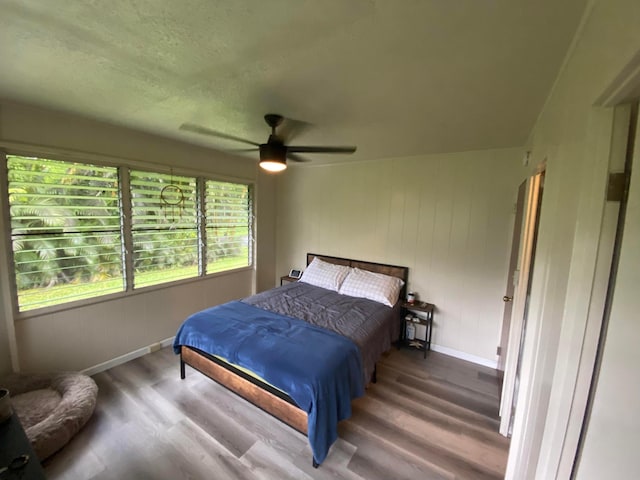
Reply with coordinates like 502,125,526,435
180,114,357,172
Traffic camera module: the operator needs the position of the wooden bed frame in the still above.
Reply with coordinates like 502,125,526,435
179,253,409,465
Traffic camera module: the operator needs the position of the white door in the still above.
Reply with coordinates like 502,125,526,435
499,172,544,436
497,181,527,377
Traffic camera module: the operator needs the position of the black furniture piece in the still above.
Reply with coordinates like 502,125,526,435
0,414,47,479
400,301,435,358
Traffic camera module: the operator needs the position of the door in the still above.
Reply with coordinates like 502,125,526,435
497,181,527,377
499,172,544,436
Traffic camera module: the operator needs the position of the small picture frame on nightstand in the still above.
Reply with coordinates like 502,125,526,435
289,269,302,279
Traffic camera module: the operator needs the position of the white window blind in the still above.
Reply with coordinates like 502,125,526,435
205,180,252,273
129,170,199,288
7,156,124,311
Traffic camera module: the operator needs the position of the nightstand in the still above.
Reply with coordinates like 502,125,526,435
280,275,298,286
400,301,435,358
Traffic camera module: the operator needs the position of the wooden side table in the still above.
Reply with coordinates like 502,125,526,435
400,301,435,358
280,275,298,286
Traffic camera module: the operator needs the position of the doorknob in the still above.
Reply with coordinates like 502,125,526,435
503,296,513,302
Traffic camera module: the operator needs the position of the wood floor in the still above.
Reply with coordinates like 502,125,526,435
43,347,509,480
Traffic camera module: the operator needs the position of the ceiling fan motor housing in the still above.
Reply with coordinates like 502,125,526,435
259,142,287,162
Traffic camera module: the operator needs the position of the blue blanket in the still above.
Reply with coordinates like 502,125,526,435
173,300,365,464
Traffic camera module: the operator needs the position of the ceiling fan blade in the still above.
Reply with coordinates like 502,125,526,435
287,145,357,154
287,152,312,163
227,148,260,152
180,123,260,147
278,118,313,142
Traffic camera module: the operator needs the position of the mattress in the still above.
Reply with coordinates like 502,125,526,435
242,281,399,384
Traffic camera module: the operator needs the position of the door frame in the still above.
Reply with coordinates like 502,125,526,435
505,103,634,479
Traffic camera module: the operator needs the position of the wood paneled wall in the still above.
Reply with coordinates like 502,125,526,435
276,148,527,365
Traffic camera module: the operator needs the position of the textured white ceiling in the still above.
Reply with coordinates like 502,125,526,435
0,0,587,165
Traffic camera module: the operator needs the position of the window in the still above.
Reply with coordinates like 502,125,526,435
205,180,252,273
5,155,253,312
130,170,198,288
7,156,124,311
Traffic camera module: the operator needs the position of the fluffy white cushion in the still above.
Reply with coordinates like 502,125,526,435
299,257,351,291
2,372,98,460
339,268,404,307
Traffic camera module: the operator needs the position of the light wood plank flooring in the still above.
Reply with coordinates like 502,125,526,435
43,347,509,479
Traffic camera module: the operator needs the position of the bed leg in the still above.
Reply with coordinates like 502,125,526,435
180,355,186,380
312,459,319,468
372,364,377,384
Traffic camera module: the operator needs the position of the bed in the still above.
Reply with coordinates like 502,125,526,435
173,253,408,466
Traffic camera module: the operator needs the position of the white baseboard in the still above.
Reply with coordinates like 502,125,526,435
430,343,498,369
81,336,496,376
82,336,175,377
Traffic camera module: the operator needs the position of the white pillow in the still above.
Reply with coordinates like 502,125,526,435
299,257,351,292
338,268,404,307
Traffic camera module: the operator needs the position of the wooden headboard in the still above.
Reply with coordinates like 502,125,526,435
306,253,409,300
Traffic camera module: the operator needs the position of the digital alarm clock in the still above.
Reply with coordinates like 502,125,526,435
289,269,302,279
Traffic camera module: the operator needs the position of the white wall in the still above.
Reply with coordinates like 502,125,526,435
504,0,640,478
0,100,270,372
276,148,527,365
14,271,254,372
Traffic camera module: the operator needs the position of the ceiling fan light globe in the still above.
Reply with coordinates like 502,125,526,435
260,159,287,172
259,142,287,172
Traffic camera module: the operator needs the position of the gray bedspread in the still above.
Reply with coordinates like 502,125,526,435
242,282,400,384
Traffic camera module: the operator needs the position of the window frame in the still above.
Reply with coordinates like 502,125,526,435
1,149,254,318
